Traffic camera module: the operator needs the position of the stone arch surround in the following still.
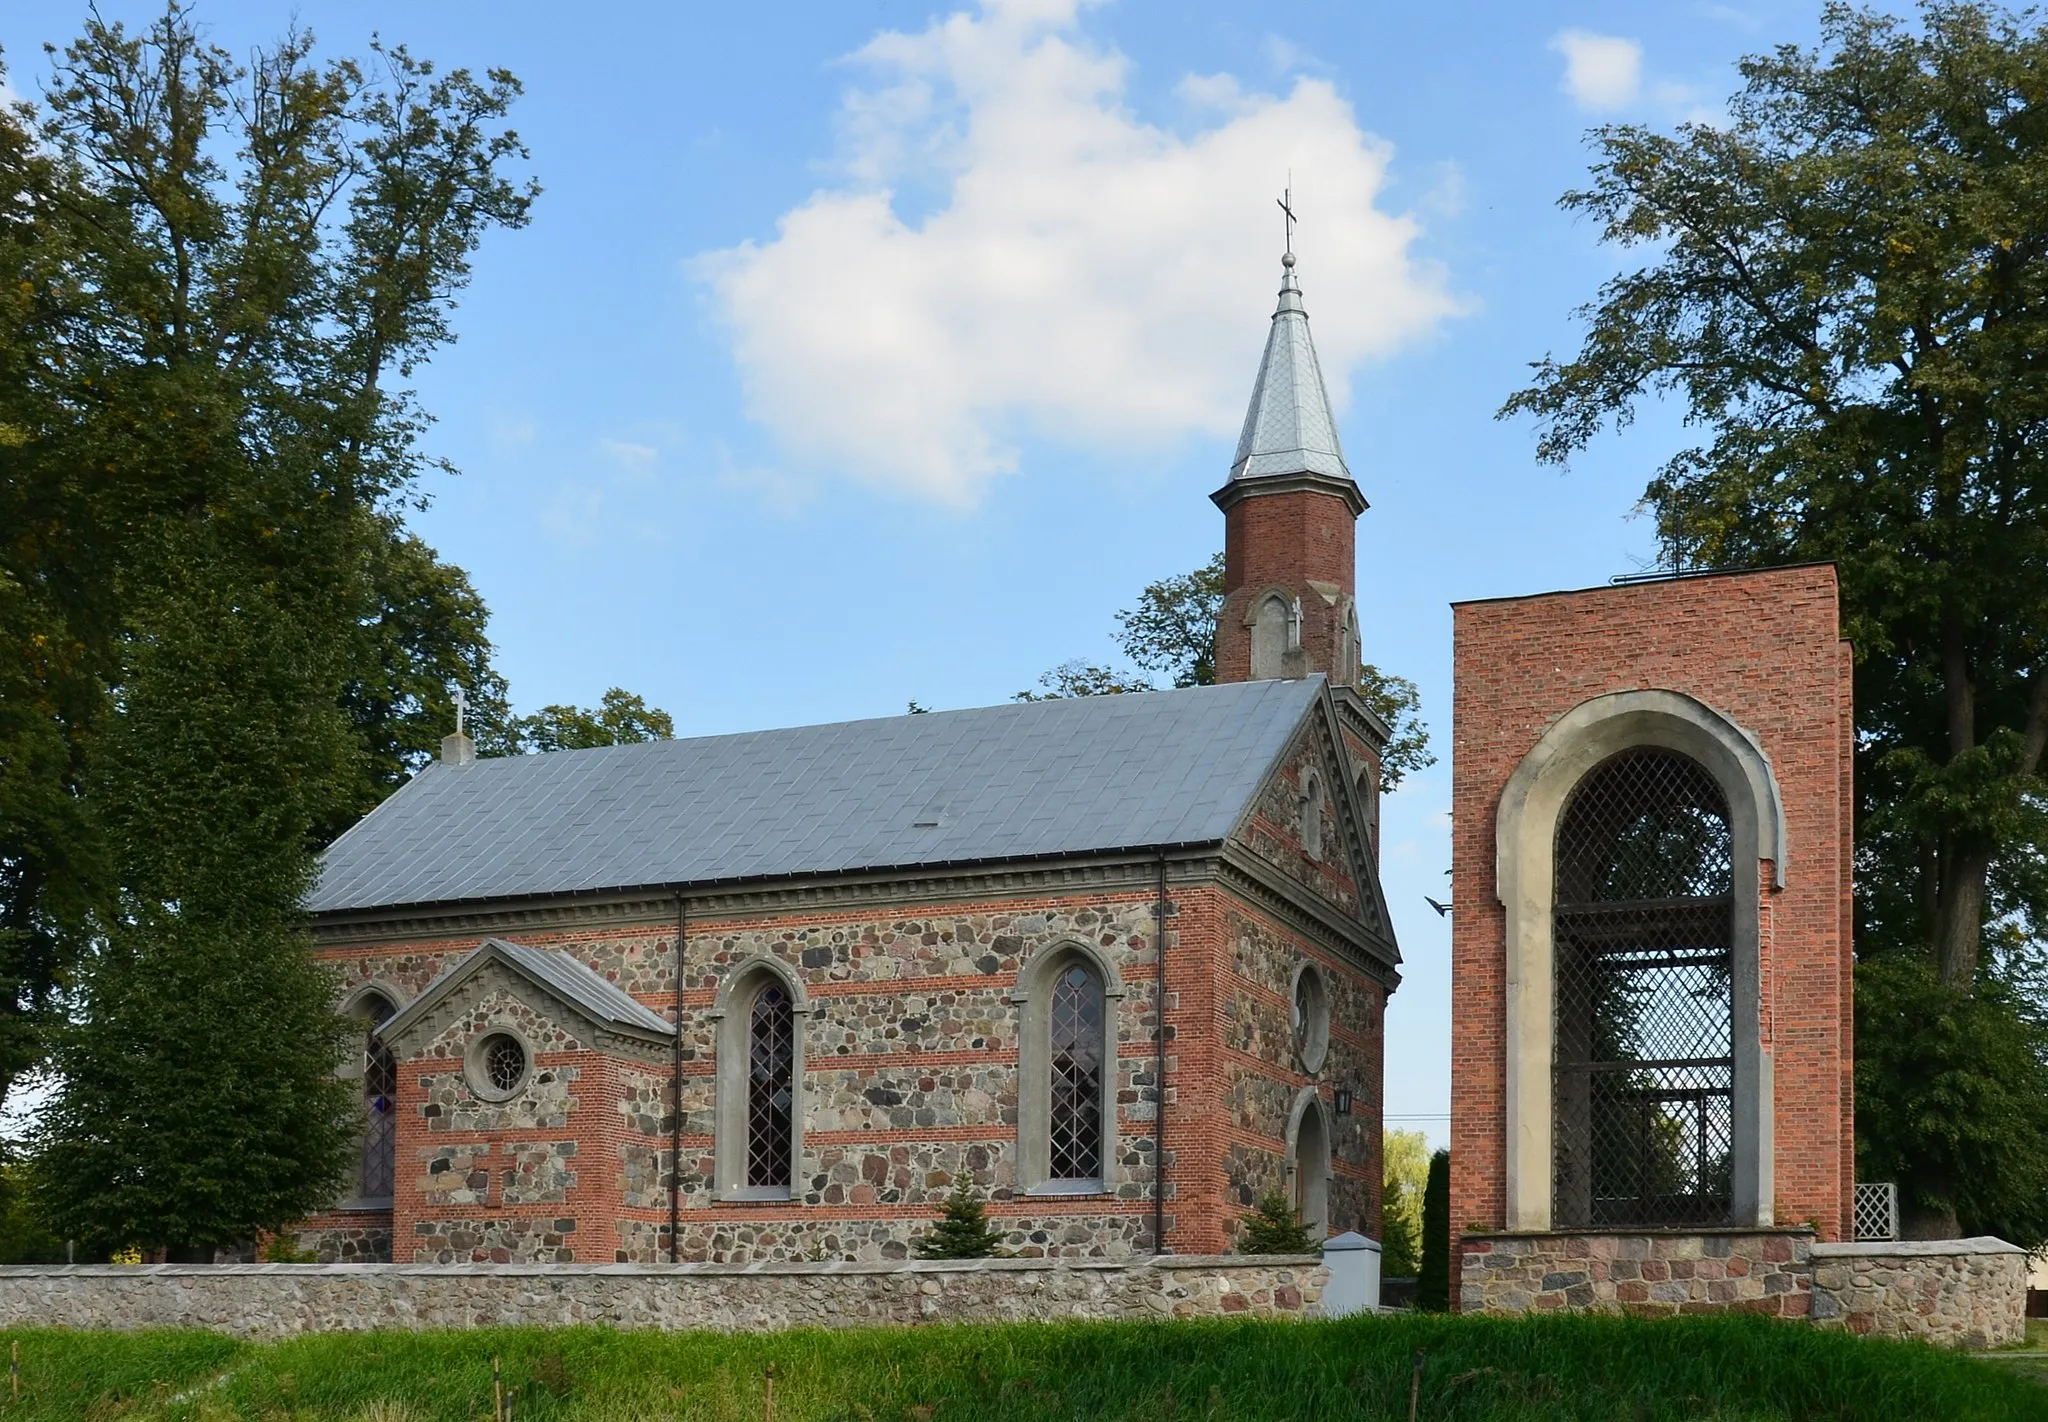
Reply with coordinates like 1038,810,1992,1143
1494,689,1787,1232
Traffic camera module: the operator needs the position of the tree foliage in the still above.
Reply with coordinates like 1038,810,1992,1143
1236,1189,1319,1254
1501,0,2048,1238
1114,552,1227,689
1381,1128,1430,1277
506,688,675,754
1417,1149,1451,1311
1024,554,1433,787
913,1176,1007,1259
5,2,536,1248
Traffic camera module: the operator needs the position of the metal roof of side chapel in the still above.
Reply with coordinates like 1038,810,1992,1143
310,677,1331,915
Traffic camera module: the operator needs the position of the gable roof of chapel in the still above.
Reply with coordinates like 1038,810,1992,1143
311,677,1332,915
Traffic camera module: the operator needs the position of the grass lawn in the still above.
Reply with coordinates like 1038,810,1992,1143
1,1313,2042,1422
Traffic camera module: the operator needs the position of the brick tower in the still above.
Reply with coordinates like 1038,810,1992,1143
1212,249,1367,690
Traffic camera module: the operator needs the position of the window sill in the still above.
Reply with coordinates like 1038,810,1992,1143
1024,1179,1108,1198
333,1199,394,1213
716,1186,793,1203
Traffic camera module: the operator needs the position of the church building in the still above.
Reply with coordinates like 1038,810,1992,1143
301,248,1402,1265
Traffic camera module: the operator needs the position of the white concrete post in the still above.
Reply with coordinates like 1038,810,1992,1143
1321,1231,1381,1317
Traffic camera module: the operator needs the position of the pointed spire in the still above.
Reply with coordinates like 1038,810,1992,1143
1228,252,1351,483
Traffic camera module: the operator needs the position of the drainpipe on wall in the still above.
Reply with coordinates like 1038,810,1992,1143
671,892,687,1264
1153,851,1170,1255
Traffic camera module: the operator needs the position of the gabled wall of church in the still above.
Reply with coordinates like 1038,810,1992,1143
1229,724,1365,920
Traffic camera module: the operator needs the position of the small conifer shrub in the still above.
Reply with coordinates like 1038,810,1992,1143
1236,1190,1319,1254
914,1176,1008,1259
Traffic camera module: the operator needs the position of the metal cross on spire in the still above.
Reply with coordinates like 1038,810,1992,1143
452,684,467,738
1277,184,1297,260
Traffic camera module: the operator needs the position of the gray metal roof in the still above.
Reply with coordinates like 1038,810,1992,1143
1229,257,1351,483
312,678,1328,915
377,937,675,1044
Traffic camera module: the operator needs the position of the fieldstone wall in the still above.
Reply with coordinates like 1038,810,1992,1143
1461,1230,1817,1319
0,1255,1324,1341
1808,1237,2027,1349
1460,1230,2028,1347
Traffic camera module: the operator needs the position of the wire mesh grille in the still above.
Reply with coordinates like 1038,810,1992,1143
1048,963,1105,1181
746,985,795,1187
1554,749,1735,1228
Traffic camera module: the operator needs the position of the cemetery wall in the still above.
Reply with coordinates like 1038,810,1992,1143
0,1255,1325,1341
1460,1230,2026,1348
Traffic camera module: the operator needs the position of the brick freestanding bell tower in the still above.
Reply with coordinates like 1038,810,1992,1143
1213,251,1368,693
1449,565,1857,1317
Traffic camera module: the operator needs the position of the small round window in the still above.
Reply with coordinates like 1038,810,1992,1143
1293,963,1331,1073
467,1031,530,1101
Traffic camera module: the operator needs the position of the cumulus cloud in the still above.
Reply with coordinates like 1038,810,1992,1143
695,0,1462,505
1550,29,1643,111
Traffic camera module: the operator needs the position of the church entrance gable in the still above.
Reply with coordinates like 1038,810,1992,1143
367,938,675,1264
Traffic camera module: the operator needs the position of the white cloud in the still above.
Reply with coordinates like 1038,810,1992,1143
600,437,659,478
695,0,1462,506
1549,29,1643,112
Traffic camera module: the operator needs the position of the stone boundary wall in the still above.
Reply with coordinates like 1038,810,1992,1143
1808,1238,2027,1349
1460,1231,2027,1348
0,1256,1325,1341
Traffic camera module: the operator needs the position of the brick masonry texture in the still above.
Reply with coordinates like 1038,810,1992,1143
1450,566,1854,1241
0,1257,1326,1340
1215,485,1358,688
1460,1233,2026,1349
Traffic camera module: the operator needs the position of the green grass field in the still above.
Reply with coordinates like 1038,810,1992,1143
2,1314,2042,1422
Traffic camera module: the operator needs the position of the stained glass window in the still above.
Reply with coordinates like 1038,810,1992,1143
356,993,397,1203
746,984,795,1188
1048,962,1105,1181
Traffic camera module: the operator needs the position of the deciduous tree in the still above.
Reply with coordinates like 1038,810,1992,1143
14,2,535,1249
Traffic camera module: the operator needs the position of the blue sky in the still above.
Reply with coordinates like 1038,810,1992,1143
1,0,1832,1145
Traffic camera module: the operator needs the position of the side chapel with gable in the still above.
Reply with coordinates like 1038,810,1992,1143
300,247,1402,1265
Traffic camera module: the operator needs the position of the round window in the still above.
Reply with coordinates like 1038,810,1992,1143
1293,964,1331,1073
466,1031,530,1100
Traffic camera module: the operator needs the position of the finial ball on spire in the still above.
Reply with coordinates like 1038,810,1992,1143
1281,251,1296,268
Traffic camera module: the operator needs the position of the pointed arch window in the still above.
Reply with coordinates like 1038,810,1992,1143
746,984,796,1189
1017,943,1122,1195
348,991,398,1207
713,959,809,1201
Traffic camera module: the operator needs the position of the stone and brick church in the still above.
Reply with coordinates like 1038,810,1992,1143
303,249,1402,1265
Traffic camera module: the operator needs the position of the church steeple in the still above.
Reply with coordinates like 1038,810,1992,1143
1228,252,1353,486
1212,248,1366,688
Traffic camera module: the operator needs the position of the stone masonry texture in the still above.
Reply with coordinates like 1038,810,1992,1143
1460,1232,2026,1349
1450,566,1855,1242
0,1257,1326,1340
313,760,1391,1266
